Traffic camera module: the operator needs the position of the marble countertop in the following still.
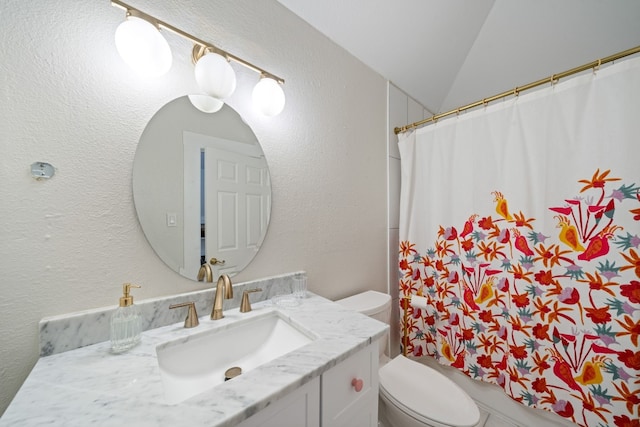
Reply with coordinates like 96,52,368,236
0,292,387,427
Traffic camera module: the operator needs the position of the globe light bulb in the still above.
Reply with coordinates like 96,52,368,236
252,77,285,116
115,17,172,77
194,53,237,99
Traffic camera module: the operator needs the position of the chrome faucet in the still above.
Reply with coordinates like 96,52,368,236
211,274,233,320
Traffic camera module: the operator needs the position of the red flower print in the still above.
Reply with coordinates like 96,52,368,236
425,314,435,326
510,344,528,359
478,216,494,230
423,276,435,287
498,326,508,340
620,280,640,304
448,312,460,326
533,323,550,340
443,227,458,240
552,400,574,418
535,270,554,285
585,306,612,324
477,354,493,369
399,258,410,271
479,310,494,323
512,293,530,308
558,287,580,304
614,414,640,427
461,238,474,251
618,349,640,370
532,377,548,393
461,328,475,341
436,301,446,312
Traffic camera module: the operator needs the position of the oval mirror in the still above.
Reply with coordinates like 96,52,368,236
133,96,271,280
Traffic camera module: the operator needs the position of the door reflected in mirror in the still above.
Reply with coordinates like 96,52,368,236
133,96,271,280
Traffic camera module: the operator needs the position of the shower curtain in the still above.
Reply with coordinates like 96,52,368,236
398,57,639,427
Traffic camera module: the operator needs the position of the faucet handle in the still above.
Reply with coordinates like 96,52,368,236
240,288,262,313
169,302,199,328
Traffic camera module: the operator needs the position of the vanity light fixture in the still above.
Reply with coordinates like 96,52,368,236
111,0,286,116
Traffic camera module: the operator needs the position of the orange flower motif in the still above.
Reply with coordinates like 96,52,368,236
616,315,640,347
532,351,550,375
400,240,417,257
620,248,640,278
578,168,621,192
578,271,618,297
512,211,536,229
612,382,640,416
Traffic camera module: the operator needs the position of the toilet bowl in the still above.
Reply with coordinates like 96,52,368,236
335,291,480,427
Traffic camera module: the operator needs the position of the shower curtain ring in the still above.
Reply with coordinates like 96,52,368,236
593,58,602,74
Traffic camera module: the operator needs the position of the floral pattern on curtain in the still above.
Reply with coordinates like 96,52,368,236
400,172,639,426
397,58,640,427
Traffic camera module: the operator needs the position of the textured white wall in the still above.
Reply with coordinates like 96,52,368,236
0,0,387,414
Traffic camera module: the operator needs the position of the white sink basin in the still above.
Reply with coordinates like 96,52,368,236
156,309,316,404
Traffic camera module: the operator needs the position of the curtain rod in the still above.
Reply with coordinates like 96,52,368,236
394,45,640,135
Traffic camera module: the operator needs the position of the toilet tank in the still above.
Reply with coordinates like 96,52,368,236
335,290,391,325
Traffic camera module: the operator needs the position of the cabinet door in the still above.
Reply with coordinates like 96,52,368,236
322,343,379,427
237,377,320,427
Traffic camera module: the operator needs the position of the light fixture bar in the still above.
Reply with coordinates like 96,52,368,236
111,0,285,84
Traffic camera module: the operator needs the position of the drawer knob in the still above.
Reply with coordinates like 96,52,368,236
351,378,364,392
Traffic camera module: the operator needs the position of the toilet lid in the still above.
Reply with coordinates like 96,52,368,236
335,290,391,315
379,356,480,427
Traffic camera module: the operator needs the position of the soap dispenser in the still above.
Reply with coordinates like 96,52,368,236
110,283,143,353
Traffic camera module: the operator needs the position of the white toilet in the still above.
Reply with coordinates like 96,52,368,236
336,291,480,427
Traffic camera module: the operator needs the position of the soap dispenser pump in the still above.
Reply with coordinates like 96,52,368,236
110,283,143,353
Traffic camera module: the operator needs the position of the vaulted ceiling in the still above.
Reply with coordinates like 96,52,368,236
277,0,640,114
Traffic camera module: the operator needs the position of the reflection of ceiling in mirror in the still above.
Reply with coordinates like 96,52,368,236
132,96,272,281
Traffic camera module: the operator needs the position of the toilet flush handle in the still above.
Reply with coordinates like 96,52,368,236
351,378,363,392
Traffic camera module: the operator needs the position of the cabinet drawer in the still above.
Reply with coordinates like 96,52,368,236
321,344,378,425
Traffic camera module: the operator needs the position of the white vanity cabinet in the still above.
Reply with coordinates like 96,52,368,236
321,343,379,427
238,377,320,427
238,342,378,427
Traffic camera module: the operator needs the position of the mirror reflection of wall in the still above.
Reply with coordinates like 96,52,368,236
133,97,271,281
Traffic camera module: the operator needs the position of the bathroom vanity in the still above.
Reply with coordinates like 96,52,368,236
0,284,386,427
